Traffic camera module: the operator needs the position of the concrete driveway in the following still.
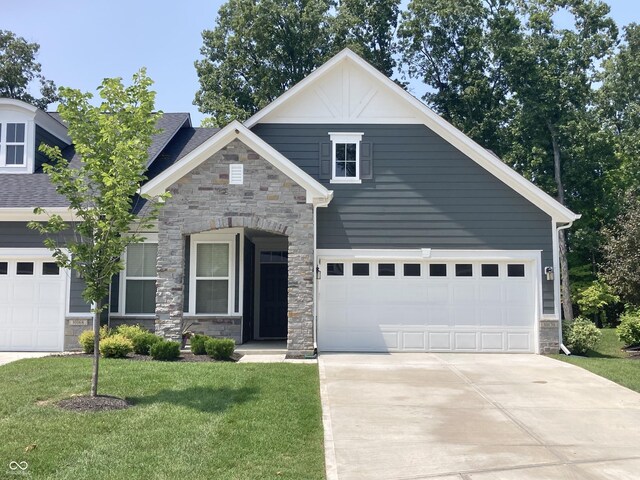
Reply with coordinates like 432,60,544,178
0,352,51,366
319,353,640,480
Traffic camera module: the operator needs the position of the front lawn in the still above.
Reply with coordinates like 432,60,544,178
550,328,640,393
0,357,325,480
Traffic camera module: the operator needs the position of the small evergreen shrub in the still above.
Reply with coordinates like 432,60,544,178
78,325,112,354
99,334,134,358
190,334,209,355
563,317,601,355
617,310,640,347
115,324,148,341
204,338,235,360
150,340,181,361
132,332,161,355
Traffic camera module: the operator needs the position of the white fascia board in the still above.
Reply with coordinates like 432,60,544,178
0,207,78,222
317,249,542,261
0,98,70,144
244,49,579,223
140,121,333,205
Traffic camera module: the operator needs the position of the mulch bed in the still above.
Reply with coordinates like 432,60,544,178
624,347,640,359
56,395,131,412
65,352,243,362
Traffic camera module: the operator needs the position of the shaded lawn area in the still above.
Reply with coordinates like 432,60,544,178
0,357,325,480
550,328,640,394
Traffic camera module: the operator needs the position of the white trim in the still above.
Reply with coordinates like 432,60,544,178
118,233,159,316
0,207,78,222
139,121,333,205
317,248,542,261
189,232,237,316
329,132,363,184
253,236,289,339
244,49,579,223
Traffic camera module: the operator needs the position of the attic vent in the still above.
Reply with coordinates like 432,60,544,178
229,164,243,185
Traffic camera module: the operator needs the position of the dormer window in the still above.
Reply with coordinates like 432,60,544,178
3,123,26,166
329,132,363,184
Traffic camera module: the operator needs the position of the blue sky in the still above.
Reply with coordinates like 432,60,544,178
4,0,639,126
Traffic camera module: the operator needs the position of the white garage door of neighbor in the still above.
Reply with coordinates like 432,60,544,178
0,256,66,352
318,259,537,353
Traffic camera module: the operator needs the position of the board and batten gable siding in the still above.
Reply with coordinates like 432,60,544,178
0,221,90,313
252,123,556,314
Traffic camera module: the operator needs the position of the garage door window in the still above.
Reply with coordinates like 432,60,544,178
0,262,6,275
403,264,421,277
125,243,158,314
378,263,395,276
481,264,499,277
43,262,60,275
352,263,369,276
17,262,34,275
455,264,473,277
327,263,344,276
508,264,525,277
429,264,447,277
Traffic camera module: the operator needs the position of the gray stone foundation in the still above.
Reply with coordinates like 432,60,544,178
64,317,91,351
539,318,561,354
183,317,242,343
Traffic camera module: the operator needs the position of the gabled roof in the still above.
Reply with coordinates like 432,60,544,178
245,49,579,223
140,121,333,205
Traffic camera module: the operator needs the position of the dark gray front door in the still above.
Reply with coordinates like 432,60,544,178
259,257,288,338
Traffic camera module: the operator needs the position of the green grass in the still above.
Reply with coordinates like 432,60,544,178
550,328,640,393
0,357,325,480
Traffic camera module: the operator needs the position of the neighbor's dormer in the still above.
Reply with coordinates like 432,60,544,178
0,98,70,174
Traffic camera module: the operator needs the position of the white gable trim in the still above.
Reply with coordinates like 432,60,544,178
0,98,70,144
244,49,579,223
140,121,333,205
0,207,78,222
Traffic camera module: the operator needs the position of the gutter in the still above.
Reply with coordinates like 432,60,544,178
555,220,577,355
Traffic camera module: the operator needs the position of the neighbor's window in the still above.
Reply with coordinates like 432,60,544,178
195,243,230,314
4,123,26,166
330,132,363,183
125,243,158,314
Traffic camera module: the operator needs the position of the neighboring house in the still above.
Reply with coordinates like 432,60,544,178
0,49,579,356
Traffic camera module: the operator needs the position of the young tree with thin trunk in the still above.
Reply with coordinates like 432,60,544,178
29,70,164,397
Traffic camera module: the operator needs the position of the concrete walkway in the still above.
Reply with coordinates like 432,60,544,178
0,352,51,366
319,353,640,480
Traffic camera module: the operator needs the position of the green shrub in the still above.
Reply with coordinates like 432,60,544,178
190,334,209,355
204,338,235,360
99,334,134,358
617,310,640,347
150,340,181,361
132,332,161,355
563,317,601,355
77,325,112,354
115,324,148,341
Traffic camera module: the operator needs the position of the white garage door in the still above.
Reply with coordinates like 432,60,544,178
318,257,537,353
0,255,66,351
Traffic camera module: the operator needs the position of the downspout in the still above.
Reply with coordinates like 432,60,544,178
312,194,333,356
556,221,574,355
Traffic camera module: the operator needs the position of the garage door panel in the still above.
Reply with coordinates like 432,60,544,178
507,332,532,351
454,332,478,351
402,331,426,350
425,306,451,326
426,284,449,304
477,284,503,303
478,306,504,326
428,332,452,350
0,257,65,352
480,332,505,351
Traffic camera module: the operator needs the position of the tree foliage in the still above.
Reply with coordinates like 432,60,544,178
601,193,640,306
0,30,58,109
29,70,164,396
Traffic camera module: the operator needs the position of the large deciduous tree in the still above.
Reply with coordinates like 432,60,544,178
30,70,164,397
0,30,58,109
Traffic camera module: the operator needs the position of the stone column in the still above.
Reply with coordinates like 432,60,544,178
155,220,184,342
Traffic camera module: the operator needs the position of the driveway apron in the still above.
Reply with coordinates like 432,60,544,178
319,353,640,480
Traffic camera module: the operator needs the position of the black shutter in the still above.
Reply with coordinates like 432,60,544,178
360,142,373,180
319,142,331,180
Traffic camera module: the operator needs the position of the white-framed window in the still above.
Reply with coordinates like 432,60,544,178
329,132,363,184
190,235,236,315
0,122,27,167
123,237,158,315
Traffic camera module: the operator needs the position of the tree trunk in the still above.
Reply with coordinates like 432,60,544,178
548,123,574,322
90,299,102,397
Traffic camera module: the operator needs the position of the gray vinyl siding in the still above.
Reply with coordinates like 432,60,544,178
35,126,67,171
253,123,556,314
0,222,91,313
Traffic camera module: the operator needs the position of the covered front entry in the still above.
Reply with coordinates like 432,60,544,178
318,253,538,353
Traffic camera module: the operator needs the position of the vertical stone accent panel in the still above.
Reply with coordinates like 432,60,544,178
539,319,560,354
64,317,91,351
155,139,315,355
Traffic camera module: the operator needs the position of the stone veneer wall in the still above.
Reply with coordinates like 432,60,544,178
539,318,560,354
155,139,315,356
64,317,91,351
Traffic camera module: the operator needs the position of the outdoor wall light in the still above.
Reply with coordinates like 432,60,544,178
544,266,554,281
316,266,322,280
